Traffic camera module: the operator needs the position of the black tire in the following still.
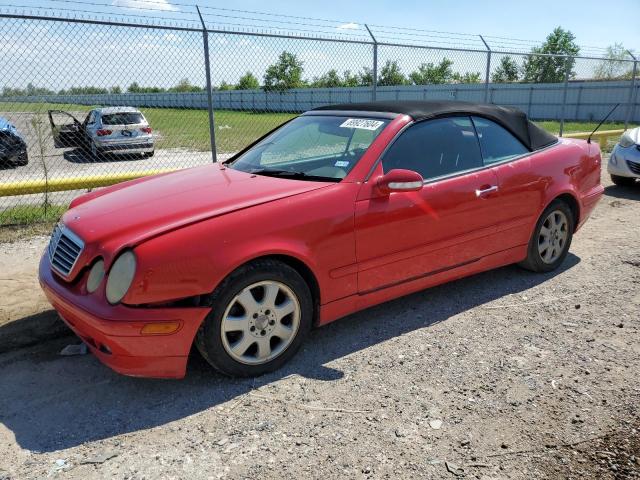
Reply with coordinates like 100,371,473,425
195,259,313,377
519,199,574,273
610,175,636,187
14,152,28,167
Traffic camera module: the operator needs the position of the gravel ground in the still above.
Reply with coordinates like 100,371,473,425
0,172,638,479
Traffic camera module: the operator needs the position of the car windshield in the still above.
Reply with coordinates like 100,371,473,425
228,115,390,182
102,113,144,125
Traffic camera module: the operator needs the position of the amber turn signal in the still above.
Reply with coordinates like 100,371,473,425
140,321,181,335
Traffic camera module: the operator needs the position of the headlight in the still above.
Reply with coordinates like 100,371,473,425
106,250,136,304
619,133,635,148
86,259,105,293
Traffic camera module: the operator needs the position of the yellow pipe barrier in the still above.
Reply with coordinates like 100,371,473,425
0,168,178,197
562,129,624,149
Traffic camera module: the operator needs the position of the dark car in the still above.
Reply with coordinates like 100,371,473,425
0,116,28,167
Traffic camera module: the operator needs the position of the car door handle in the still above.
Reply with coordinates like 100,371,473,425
475,185,499,197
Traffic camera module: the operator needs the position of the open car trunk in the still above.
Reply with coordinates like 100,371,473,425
48,110,84,148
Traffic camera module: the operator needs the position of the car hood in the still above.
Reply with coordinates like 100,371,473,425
62,164,333,251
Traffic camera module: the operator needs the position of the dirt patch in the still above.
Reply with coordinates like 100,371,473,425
0,235,50,328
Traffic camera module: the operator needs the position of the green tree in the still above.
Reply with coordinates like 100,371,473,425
378,60,407,86
3,86,26,96
66,86,109,95
452,72,482,83
263,51,305,92
357,67,374,86
110,86,122,94
127,82,141,93
341,70,360,87
491,56,520,82
24,83,54,95
594,44,634,80
169,78,203,93
127,82,165,93
522,27,580,83
311,69,343,88
236,72,260,90
218,81,234,91
409,58,454,85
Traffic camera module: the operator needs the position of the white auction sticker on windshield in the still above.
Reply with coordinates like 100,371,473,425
339,118,384,130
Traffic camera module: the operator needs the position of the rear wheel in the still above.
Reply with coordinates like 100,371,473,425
611,174,636,187
519,200,574,273
195,259,313,377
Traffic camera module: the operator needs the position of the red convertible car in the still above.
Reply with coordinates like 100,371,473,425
39,101,604,378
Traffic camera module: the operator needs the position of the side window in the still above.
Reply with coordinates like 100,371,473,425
86,111,95,125
382,117,482,180
472,116,528,164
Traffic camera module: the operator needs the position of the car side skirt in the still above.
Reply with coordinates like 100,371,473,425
318,244,527,326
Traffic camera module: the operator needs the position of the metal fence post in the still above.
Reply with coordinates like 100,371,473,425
365,24,377,101
559,56,571,137
625,51,637,130
479,35,491,103
197,6,217,162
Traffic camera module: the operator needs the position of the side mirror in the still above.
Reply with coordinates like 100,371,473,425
376,169,424,195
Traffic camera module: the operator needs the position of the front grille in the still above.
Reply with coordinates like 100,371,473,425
627,160,640,175
48,223,84,277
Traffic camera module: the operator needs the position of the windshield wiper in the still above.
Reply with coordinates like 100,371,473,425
249,169,340,182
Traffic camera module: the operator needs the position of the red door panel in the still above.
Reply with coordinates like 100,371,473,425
355,168,501,294
492,155,546,248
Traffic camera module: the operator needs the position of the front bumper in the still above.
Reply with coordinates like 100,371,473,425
607,145,640,178
39,253,210,378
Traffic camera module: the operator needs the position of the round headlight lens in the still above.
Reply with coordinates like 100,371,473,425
86,259,105,293
106,250,136,304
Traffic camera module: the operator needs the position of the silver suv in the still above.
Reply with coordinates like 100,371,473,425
49,106,154,158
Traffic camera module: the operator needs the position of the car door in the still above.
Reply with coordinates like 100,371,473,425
355,116,503,294
471,116,543,249
48,110,84,148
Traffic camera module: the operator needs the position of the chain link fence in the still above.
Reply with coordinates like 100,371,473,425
0,12,638,225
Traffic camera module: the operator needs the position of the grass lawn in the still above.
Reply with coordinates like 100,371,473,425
0,204,67,226
536,121,632,135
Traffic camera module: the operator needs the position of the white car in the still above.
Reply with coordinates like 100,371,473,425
608,127,639,186
49,107,154,159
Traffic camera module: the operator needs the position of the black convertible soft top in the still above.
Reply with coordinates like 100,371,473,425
312,100,557,151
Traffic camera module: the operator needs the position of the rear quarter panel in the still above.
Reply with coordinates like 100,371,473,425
529,138,602,229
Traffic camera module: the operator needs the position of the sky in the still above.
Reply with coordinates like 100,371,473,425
7,0,638,51
0,0,638,89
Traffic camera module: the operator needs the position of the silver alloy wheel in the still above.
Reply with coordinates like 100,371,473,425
220,280,301,365
538,210,569,264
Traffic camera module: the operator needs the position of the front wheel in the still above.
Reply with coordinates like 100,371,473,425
195,259,313,377
611,175,636,187
519,200,574,273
